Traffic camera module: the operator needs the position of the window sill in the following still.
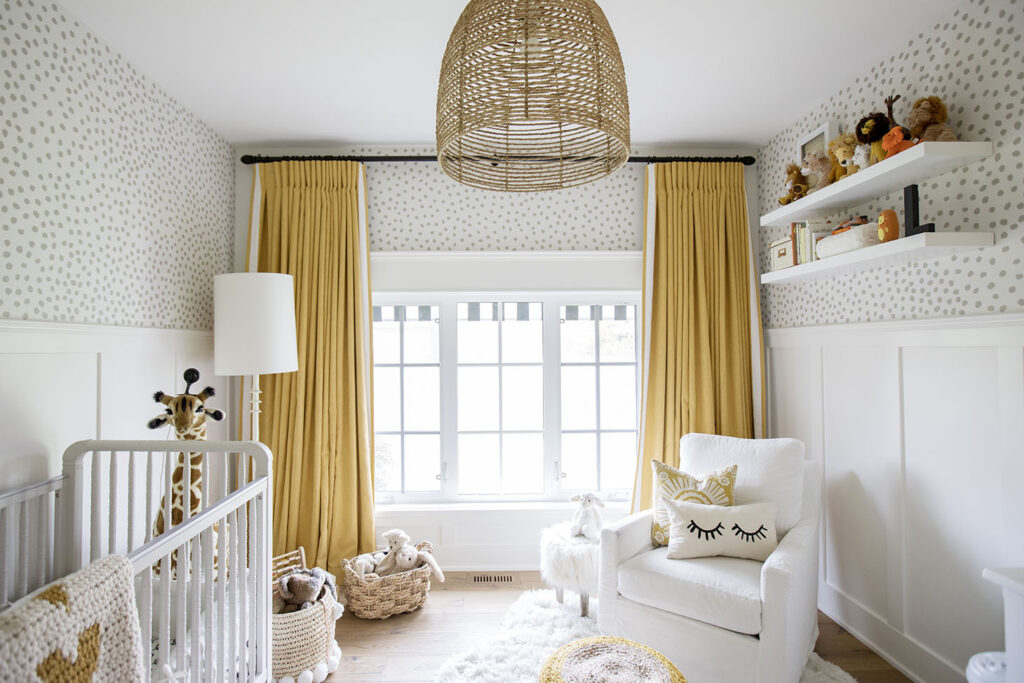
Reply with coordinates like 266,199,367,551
375,500,631,514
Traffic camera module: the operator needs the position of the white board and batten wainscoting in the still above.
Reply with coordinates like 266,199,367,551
766,312,1024,683
0,320,228,492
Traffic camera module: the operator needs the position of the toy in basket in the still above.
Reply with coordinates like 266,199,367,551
343,529,445,620
271,547,344,683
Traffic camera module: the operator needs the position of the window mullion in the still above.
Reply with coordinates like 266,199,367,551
543,298,561,499
496,305,505,495
399,316,406,494
594,310,602,491
440,300,459,499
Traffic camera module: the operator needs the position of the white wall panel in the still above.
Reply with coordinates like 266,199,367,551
767,346,819,448
0,322,218,492
0,353,96,489
100,352,177,441
902,346,1005,670
766,314,1024,683
822,346,902,629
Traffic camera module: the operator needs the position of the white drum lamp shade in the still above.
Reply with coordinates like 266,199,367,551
214,273,298,376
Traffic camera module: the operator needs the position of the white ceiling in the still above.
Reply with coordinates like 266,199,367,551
58,0,964,148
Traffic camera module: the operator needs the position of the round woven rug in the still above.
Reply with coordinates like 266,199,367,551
540,635,686,683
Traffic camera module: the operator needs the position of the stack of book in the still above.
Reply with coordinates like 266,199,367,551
768,220,835,270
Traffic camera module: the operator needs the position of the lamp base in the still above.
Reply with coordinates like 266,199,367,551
250,374,261,443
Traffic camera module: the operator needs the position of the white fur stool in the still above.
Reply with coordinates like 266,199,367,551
540,522,600,617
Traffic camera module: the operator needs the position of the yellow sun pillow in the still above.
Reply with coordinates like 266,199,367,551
650,460,737,546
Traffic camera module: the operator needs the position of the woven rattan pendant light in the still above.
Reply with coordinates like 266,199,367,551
436,0,630,192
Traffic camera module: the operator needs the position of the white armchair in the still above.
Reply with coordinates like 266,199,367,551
599,434,822,683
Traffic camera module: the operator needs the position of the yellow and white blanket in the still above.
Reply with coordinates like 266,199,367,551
0,555,143,682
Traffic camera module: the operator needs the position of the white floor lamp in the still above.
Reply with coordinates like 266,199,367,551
214,273,299,443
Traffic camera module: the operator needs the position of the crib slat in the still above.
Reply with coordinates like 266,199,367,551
175,544,186,676
141,567,152,674
203,525,215,682
217,512,227,678
183,452,191,525
163,453,173,540
189,535,201,683
128,452,136,552
0,507,8,608
18,500,29,598
109,451,119,556
159,552,171,673
36,494,49,589
91,451,102,562
145,451,154,543
256,491,267,675
229,508,239,680
239,501,249,677
201,454,209,511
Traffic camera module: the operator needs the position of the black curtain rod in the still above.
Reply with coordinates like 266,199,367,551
239,153,755,166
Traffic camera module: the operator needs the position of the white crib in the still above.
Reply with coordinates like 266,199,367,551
0,439,273,682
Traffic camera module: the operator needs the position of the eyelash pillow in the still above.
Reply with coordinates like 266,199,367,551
661,497,779,562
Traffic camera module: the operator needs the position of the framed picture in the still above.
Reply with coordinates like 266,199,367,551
797,121,838,186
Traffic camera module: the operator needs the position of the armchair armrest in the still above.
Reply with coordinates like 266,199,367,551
758,519,820,682
600,510,654,596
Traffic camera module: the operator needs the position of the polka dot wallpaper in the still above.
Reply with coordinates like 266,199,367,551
756,0,1023,329
365,157,645,251
0,0,234,329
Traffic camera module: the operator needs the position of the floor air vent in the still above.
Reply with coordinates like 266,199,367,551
473,574,514,583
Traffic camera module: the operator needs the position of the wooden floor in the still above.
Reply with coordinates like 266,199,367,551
330,571,909,682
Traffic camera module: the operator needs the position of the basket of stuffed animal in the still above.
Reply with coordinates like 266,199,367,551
271,547,344,683
342,529,445,620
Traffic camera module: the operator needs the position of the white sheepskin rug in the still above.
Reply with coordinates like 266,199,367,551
433,590,856,683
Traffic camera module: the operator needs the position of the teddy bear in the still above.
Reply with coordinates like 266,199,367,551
882,126,916,157
373,529,411,577
905,96,957,142
277,567,337,613
777,163,810,206
828,133,862,179
801,152,836,194
569,492,605,540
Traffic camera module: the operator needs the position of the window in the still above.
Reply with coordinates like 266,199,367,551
559,305,637,492
372,304,441,493
372,294,639,503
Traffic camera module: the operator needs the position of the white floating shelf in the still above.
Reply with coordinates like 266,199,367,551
760,141,993,227
760,232,994,284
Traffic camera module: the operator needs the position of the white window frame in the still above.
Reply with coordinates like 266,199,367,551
372,290,641,504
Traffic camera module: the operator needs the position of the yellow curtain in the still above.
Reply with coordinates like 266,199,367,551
632,162,758,512
254,160,375,569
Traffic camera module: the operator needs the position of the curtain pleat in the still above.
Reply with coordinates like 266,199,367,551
632,162,758,512
254,160,375,570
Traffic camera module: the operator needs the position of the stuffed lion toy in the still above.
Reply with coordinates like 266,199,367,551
828,133,862,179
777,163,810,205
856,112,891,165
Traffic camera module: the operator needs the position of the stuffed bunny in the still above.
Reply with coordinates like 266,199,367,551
392,543,446,582
570,492,605,540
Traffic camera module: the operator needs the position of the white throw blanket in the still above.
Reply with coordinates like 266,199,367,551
0,555,143,682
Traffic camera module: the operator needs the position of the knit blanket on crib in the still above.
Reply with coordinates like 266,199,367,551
0,554,143,682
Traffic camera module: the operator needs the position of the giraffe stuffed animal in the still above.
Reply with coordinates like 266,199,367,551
147,368,224,576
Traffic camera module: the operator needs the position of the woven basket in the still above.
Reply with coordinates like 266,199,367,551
342,541,435,620
271,548,341,681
